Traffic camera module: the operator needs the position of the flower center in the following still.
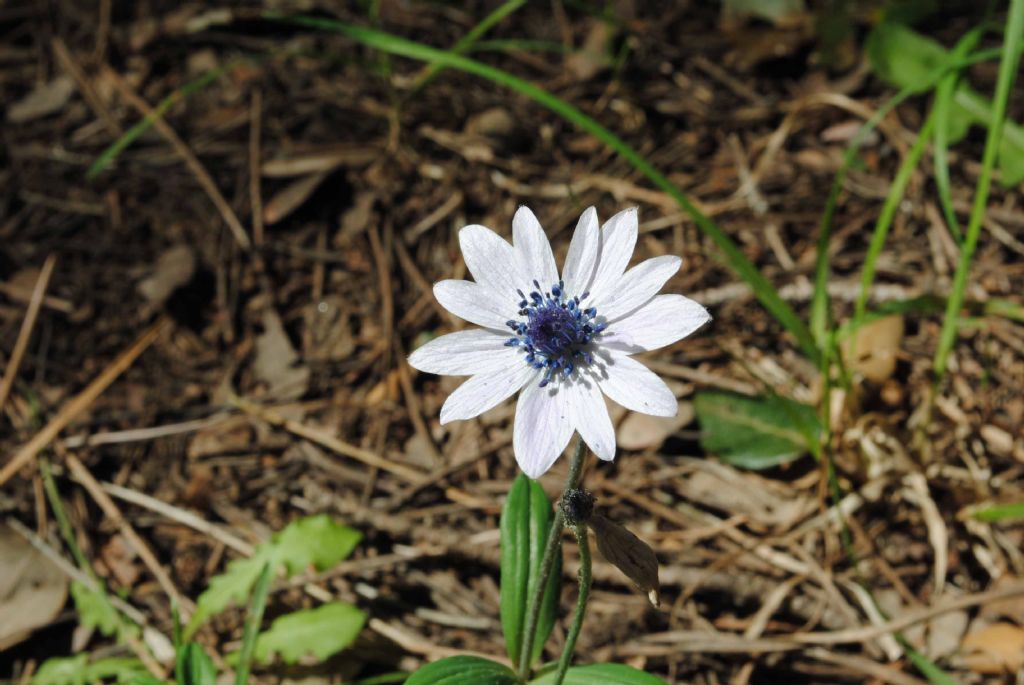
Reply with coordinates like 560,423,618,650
505,280,605,387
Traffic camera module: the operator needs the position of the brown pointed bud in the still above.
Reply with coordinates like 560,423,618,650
590,513,660,608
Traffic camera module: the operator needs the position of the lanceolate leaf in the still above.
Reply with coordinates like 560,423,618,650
500,474,561,668
695,392,820,469
531,663,668,684
252,602,366,664
405,656,521,685
175,643,217,685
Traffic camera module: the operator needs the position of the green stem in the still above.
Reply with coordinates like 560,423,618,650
517,436,586,678
553,523,592,685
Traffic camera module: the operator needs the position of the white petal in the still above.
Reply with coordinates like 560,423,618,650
566,374,615,461
460,225,524,303
599,295,711,353
596,255,681,320
433,280,513,330
561,207,600,296
587,207,638,306
513,378,574,478
594,353,677,417
513,206,558,287
440,364,537,424
408,329,518,376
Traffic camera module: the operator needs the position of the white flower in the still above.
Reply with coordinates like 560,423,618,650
409,206,711,478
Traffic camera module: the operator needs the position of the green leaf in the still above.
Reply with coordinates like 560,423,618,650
33,655,152,685
405,656,521,685
189,515,361,632
500,474,560,668
252,602,367,664
866,21,948,93
175,643,216,685
70,581,134,639
695,392,820,469
531,663,667,684
234,563,272,684
973,502,1024,522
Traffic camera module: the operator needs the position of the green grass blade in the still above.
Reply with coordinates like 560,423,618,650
934,0,1024,379
234,562,272,685
417,0,526,91
849,108,936,365
933,28,984,244
86,60,239,179
973,502,1024,522
280,16,819,362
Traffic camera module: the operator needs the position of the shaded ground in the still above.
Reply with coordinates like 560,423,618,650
2,2,1023,683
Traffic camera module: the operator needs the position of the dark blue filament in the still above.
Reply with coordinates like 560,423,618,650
504,280,606,387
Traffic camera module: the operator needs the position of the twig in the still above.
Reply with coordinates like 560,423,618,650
65,454,194,619
0,254,56,413
0,317,169,487
249,90,264,248
101,65,251,250
100,480,254,556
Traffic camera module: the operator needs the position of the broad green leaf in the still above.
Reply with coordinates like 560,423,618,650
33,655,151,685
500,474,561,668
866,21,948,93
531,663,668,684
189,515,361,631
176,643,216,685
867,21,1024,186
973,502,1024,522
695,392,820,469
405,656,520,685
252,602,366,664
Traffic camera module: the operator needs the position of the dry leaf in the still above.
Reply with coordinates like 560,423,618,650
590,513,660,607
7,75,74,123
187,415,253,459
616,401,694,450
306,296,356,361
263,172,329,225
842,315,904,384
0,524,68,650
137,245,195,310
961,622,1024,674
253,309,310,400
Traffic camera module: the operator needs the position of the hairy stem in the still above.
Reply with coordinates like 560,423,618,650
553,523,592,684
517,436,586,678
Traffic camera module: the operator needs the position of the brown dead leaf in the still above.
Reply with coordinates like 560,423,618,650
253,309,310,400
590,513,660,607
842,315,904,384
0,524,68,650
961,622,1024,674
137,245,195,311
187,415,253,459
7,75,74,123
261,145,379,177
616,401,694,450
566,20,616,81
99,535,140,587
980,575,1024,624
263,172,329,226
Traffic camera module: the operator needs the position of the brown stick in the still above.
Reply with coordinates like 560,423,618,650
0,255,56,413
0,317,169,487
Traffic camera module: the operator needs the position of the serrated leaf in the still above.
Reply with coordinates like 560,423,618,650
531,663,668,684
406,656,520,685
695,392,819,469
500,474,561,668
190,515,361,630
175,643,216,685
33,655,151,685
272,513,362,576
251,602,366,664
70,581,134,639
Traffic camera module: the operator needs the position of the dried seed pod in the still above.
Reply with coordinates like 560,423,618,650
560,488,595,526
590,513,660,607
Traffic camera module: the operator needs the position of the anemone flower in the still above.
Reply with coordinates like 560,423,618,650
409,206,710,478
